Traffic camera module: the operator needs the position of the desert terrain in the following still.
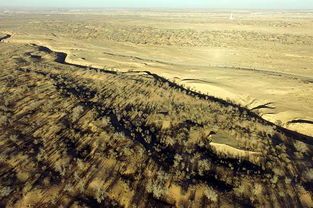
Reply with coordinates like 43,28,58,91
0,8,313,208
1,9,313,136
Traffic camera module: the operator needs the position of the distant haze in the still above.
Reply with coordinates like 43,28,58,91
0,0,312,9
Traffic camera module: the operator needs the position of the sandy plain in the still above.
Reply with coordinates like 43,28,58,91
1,8,313,136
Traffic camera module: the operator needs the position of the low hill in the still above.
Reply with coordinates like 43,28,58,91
0,42,312,207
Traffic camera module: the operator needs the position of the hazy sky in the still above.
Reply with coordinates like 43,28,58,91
0,0,312,9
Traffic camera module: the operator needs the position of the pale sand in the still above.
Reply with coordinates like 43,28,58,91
3,10,313,136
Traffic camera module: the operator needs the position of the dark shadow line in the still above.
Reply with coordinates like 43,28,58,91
27,43,313,145
0,34,11,42
287,120,313,125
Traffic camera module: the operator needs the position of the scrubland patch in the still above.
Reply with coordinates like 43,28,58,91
0,42,312,207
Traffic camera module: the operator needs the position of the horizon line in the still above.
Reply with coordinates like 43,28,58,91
1,6,313,11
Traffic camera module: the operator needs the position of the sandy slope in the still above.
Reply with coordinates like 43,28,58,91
8,34,313,136
2,9,313,136
1,41,313,207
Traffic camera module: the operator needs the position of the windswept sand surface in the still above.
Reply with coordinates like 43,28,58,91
1,9,313,135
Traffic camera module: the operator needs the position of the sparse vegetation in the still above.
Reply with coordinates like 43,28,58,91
204,187,218,203
0,42,311,207
0,9,313,208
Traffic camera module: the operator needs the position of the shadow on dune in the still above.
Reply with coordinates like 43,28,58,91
0,34,11,42
31,43,313,145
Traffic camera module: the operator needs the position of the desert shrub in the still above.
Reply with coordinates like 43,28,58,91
252,184,263,196
146,171,169,199
55,159,66,176
294,141,309,154
146,179,165,199
270,175,278,184
303,168,313,182
198,159,211,176
96,117,110,128
76,159,84,170
64,183,74,193
173,154,183,168
0,115,8,125
234,184,246,196
77,180,85,193
72,105,84,121
204,187,218,202
0,186,12,198
95,191,107,203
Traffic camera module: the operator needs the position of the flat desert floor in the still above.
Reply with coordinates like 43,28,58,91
1,9,313,136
